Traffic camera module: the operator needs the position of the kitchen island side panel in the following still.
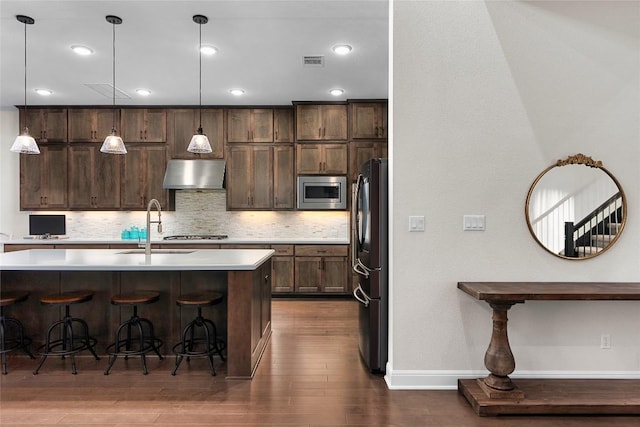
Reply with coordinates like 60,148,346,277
226,260,272,379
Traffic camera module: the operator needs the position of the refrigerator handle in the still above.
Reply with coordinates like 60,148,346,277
353,258,370,278
353,283,371,307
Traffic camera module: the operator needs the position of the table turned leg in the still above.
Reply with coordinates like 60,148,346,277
482,301,519,392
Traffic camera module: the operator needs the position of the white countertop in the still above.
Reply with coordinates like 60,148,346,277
2,237,349,245
0,248,275,271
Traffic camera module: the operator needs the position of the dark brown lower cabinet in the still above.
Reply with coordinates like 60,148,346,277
294,245,349,294
271,245,294,293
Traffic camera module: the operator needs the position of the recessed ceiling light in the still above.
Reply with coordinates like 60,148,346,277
70,45,94,56
200,45,218,55
229,89,245,96
332,44,352,55
329,89,344,96
35,89,53,96
136,89,152,96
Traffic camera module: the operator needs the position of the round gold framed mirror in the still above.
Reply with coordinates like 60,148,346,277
525,154,626,260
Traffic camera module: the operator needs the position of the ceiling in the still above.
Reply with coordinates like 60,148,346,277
0,0,389,110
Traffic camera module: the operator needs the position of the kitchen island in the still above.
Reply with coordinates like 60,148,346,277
0,248,274,379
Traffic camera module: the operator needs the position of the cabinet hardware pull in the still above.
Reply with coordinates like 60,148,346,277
275,130,278,140
144,130,148,139
248,130,250,140
318,128,321,137
140,130,143,140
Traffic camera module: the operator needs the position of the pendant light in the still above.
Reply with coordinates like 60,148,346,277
187,14,213,154
100,15,127,154
10,15,40,155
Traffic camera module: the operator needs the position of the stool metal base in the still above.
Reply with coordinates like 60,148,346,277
104,310,163,375
172,308,226,376
33,305,100,375
1,316,36,375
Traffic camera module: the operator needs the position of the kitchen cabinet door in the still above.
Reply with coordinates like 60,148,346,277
227,109,273,142
251,146,273,208
295,104,347,141
323,144,348,174
22,108,67,143
120,109,166,142
121,145,168,209
350,102,388,139
322,257,349,293
166,109,224,159
68,108,118,142
226,145,276,210
294,256,322,293
226,145,273,209
68,145,121,209
20,145,68,210
322,105,348,140
271,256,294,293
348,141,387,182
296,143,347,174
273,145,294,209
273,108,294,143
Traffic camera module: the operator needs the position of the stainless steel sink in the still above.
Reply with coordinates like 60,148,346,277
116,249,195,255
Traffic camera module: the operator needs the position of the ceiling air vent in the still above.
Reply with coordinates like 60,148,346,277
84,83,131,99
302,55,324,68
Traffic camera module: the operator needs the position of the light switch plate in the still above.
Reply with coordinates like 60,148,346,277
463,215,486,231
409,216,425,232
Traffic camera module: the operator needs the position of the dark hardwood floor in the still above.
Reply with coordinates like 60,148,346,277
1,299,638,426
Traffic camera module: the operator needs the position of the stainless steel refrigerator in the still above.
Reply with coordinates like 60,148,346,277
352,158,388,373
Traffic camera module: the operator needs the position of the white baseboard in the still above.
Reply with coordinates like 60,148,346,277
384,366,640,390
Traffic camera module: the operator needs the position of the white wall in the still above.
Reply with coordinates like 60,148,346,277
389,0,640,388
0,109,28,237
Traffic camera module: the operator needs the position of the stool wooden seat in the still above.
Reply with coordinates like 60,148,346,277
104,291,163,375
171,292,226,376
33,290,100,375
0,291,35,374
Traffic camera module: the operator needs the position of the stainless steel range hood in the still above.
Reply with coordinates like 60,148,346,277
163,159,226,190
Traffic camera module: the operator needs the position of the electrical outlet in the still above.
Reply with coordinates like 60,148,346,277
600,334,611,349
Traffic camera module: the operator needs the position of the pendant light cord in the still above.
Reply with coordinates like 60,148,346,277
112,19,116,131
198,21,202,131
22,19,27,132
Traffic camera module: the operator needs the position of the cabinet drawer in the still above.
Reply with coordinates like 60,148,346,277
271,244,294,256
158,244,221,249
222,244,270,249
295,245,348,257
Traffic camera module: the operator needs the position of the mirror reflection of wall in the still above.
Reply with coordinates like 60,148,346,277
526,155,626,260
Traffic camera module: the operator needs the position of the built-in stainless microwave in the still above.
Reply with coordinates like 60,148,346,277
297,176,347,210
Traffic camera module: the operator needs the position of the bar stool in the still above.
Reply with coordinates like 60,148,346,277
0,291,35,374
171,292,226,376
33,290,100,375
104,291,163,375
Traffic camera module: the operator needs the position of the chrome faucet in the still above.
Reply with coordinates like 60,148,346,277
143,198,162,255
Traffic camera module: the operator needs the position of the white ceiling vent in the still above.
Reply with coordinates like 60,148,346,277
302,55,325,68
84,83,131,99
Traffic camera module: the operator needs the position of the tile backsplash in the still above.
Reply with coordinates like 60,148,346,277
61,191,350,240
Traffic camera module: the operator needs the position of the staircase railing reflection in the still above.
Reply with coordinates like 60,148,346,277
564,192,623,257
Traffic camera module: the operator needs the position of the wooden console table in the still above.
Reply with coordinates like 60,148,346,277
457,282,640,416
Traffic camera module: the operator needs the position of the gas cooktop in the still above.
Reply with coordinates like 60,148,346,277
162,234,228,240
